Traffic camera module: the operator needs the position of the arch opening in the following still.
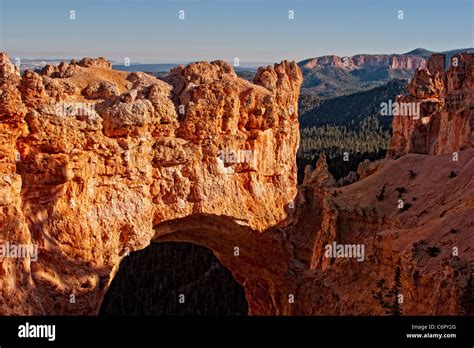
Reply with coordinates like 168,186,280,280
99,241,249,315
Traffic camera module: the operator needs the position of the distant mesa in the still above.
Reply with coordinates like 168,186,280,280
297,48,474,98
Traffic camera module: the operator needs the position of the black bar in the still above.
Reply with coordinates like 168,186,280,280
0,316,472,346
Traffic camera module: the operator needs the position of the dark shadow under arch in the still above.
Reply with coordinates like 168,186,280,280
99,241,249,315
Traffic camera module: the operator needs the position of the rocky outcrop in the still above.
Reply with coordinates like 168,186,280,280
0,52,472,316
0,54,302,315
357,158,388,180
298,149,474,315
388,53,474,157
0,53,20,78
77,57,112,69
302,153,336,187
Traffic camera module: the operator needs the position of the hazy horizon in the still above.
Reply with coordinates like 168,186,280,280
5,47,474,66
1,0,472,63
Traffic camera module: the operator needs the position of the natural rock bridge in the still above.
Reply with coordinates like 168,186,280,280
1,53,472,315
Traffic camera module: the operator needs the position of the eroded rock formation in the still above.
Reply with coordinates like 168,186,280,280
0,52,472,316
0,53,301,314
388,53,474,157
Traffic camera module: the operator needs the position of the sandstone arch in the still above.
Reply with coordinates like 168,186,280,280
152,214,295,315
0,53,303,315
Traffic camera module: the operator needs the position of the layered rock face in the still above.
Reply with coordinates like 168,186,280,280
389,55,426,70
388,53,474,157
299,53,426,71
0,52,472,316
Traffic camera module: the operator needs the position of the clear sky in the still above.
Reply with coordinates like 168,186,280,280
0,0,472,63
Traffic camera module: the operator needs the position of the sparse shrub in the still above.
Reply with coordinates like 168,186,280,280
395,186,408,197
376,184,386,201
426,246,441,257
400,202,412,212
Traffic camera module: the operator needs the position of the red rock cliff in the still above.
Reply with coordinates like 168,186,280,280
388,53,474,157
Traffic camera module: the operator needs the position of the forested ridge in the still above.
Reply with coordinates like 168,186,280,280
297,79,408,181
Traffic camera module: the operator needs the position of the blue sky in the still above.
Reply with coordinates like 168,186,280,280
0,0,472,63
